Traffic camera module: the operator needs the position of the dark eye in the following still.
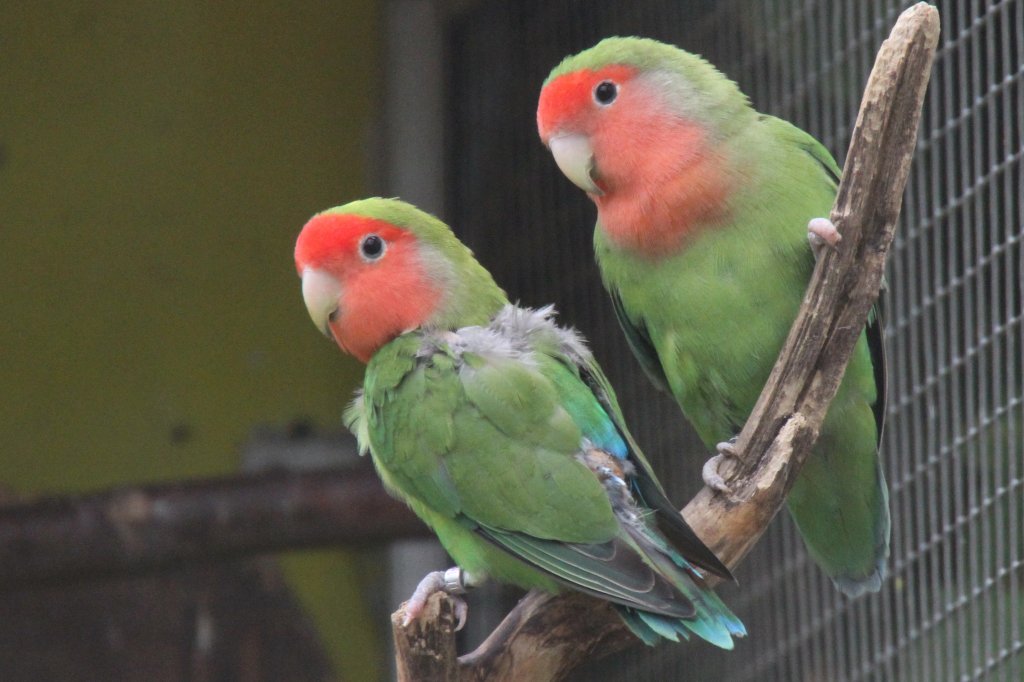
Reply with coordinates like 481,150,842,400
594,81,618,105
359,234,386,261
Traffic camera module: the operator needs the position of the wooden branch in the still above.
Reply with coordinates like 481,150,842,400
390,3,940,680
0,463,427,590
458,591,634,681
392,592,461,682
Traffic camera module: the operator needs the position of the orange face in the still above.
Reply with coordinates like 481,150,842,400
538,64,732,256
294,213,441,362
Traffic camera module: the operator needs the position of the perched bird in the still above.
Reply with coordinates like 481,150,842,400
294,197,745,647
537,37,890,596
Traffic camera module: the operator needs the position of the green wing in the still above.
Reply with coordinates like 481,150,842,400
609,288,671,393
364,342,605,538
757,113,841,189
360,327,714,616
564,338,734,581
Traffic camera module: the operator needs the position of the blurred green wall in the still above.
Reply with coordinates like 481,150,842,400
1,2,383,678
0,2,373,487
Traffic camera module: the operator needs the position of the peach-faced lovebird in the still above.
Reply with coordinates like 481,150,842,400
294,198,745,646
537,37,890,596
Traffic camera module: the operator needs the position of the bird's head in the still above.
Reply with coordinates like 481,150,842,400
537,37,749,252
294,198,505,362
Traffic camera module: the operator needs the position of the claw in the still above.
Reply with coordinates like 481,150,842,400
703,439,741,494
702,454,732,493
401,567,474,631
715,438,739,458
808,217,842,261
402,570,444,627
452,598,469,631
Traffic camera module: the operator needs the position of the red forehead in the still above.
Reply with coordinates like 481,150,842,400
294,213,408,274
537,64,636,139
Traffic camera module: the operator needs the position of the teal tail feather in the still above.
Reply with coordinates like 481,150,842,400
613,560,746,648
611,524,747,647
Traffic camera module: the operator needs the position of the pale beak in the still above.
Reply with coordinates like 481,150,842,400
301,267,342,337
548,133,602,195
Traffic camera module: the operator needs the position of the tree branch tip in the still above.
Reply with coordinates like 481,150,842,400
390,592,458,633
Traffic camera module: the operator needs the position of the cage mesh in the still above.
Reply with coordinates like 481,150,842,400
446,1,1024,680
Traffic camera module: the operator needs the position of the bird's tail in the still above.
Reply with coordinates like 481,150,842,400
619,526,746,647
828,460,891,597
788,436,891,598
615,583,746,648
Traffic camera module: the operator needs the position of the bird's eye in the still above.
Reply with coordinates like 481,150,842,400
593,81,618,106
359,234,386,261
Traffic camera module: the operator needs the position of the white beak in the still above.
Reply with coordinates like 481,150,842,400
548,133,602,195
301,267,342,337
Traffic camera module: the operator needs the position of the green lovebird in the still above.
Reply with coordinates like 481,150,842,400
536,37,890,596
294,197,746,647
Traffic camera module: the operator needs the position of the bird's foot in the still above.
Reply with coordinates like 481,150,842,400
402,567,475,631
807,217,842,261
702,437,741,494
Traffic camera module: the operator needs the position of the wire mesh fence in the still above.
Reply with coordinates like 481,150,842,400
446,0,1023,680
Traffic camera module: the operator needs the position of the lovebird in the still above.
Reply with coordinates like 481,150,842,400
294,197,746,647
536,37,890,596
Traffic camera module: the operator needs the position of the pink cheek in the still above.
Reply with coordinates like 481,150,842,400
322,251,439,362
